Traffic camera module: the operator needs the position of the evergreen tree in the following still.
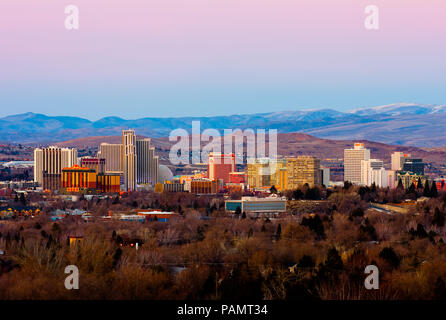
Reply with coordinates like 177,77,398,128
424,181,431,197
270,185,278,194
408,183,416,194
241,211,247,219
417,177,423,190
397,178,404,190
431,181,438,198
275,224,282,240
433,208,445,227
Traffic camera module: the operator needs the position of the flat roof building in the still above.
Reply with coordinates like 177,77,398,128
344,143,370,185
225,196,287,216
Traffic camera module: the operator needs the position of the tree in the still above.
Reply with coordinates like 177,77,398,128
357,219,377,241
301,214,325,238
409,223,428,239
297,255,315,268
430,181,438,198
325,247,343,270
350,207,364,218
235,206,241,216
270,185,278,194
423,181,431,197
305,187,321,200
293,189,304,200
241,211,247,219
432,208,445,227
434,277,446,300
397,178,404,190
275,224,282,240
51,223,61,237
19,193,26,205
417,177,423,190
379,247,400,268
112,196,120,204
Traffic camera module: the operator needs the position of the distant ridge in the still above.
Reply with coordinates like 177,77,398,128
2,103,446,147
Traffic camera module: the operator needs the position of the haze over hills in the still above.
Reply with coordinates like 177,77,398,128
2,103,446,147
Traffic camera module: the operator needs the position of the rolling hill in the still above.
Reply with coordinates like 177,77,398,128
2,103,446,147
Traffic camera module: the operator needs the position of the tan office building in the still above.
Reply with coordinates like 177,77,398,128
247,158,285,190
98,143,122,174
286,156,321,189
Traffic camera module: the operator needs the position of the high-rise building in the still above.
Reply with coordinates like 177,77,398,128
344,143,370,184
61,164,120,194
190,178,219,194
361,159,384,186
402,159,425,175
391,152,411,171
208,152,235,183
136,138,159,186
81,157,105,174
247,158,285,190
286,156,321,189
122,130,137,192
97,143,122,174
34,146,77,190
320,167,330,186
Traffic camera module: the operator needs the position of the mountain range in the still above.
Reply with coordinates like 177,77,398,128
1,103,446,147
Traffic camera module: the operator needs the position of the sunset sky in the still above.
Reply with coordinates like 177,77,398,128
1,0,445,119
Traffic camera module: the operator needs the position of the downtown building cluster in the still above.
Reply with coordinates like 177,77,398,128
34,130,159,193
157,152,330,195
32,130,445,196
343,143,430,189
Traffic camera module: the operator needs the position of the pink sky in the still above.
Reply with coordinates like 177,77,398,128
0,0,445,118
